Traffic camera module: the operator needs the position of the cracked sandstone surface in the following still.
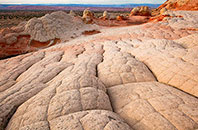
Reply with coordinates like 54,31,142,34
0,10,198,130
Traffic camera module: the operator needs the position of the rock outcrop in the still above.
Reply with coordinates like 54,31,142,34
24,11,96,42
130,6,151,16
82,9,95,24
160,7,168,15
0,11,98,59
99,11,109,20
1,2,198,130
158,0,198,10
103,11,109,19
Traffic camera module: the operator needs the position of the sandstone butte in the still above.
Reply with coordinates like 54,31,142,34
1,0,198,129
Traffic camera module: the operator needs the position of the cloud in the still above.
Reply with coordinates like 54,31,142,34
0,0,166,4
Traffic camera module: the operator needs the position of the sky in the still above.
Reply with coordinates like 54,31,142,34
0,0,166,4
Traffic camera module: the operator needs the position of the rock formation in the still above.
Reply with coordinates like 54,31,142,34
1,1,198,130
116,15,125,21
108,82,198,130
103,11,109,19
0,11,98,59
158,0,198,10
130,6,151,16
99,11,109,20
160,7,168,15
82,9,95,24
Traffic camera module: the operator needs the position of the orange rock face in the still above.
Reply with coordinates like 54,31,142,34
149,14,183,22
82,30,101,36
159,0,198,10
0,35,30,59
0,27,61,59
116,16,125,21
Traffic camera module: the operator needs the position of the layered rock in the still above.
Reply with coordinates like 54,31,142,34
0,11,98,59
158,0,198,10
160,7,168,15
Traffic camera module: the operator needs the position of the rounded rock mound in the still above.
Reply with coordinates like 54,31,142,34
130,6,151,16
0,11,98,59
24,11,97,42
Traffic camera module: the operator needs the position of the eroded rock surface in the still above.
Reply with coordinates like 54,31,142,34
98,41,156,87
108,82,198,130
25,11,97,42
130,6,151,16
0,10,198,130
0,11,98,59
158,0,198,10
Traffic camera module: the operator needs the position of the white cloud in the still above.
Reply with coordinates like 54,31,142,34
0,0,166,4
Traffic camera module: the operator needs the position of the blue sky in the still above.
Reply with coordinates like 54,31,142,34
0,0,166,4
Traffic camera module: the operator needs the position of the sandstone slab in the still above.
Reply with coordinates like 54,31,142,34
108,82,198,130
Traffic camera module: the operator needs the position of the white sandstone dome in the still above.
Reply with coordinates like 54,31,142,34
24,11,98,42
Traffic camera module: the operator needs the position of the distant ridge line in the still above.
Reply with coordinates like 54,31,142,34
0,3,161,11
